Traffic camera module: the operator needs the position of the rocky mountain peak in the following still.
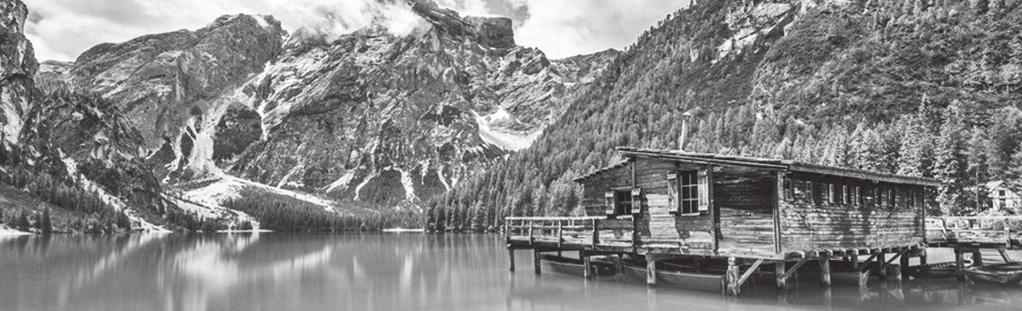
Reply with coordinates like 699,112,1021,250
408,0,515,50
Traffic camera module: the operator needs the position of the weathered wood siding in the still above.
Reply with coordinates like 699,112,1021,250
779,172,927,252
632,158,715,250
714,167,777,255
580,163,632,216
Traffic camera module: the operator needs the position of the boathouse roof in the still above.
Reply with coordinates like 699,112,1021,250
573,147,941,187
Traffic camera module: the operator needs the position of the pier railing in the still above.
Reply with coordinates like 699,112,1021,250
926,216,1022,247
505,216,636,249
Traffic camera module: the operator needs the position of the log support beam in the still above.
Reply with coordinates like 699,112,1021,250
727,258,765,296
998,247,1012,262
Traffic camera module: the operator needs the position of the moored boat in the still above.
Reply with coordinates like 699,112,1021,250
907,262,958,280
540,255,617,277
964,262,1022,287
619,258,725,292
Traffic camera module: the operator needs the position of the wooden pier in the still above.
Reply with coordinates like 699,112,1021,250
503,147,1022,295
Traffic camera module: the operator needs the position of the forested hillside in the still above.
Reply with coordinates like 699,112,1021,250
429,0,1022,231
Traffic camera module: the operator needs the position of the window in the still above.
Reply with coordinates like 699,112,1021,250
604,190,634,216
679,171,700,214
668,171,707,215
842,185,850,205
783,178,794,201
888,188,896,209
807,181,816,204
1000,190,1006,197
875,187,884,208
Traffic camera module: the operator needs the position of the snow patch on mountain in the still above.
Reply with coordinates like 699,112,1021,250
323,170,357,193
472,109,544,151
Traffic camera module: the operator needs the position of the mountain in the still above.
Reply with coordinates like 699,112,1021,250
431,0,1022,229
24,0,617,230
214,0,617,210
1,0,190,233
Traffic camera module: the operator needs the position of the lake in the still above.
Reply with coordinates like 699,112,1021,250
0,233,1019,311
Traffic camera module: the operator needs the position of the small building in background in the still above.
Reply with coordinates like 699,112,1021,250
986,180,1022,211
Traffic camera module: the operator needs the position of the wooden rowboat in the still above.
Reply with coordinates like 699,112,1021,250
619,259,724,292
964,262,1022,286
906,262,958,279
540,255,617,277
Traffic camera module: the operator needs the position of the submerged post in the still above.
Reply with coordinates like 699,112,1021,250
645,253,657,286
508,246,516,272
775,260,788,288
819,257,831,286
583,252,593,279
726,257,740,295
534,249,542,275
954,247,965,281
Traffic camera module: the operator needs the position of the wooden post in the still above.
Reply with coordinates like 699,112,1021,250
726,257,740,296
919,249,928,266
971,248,983,267
898,251,910,281
954,247,965,281
820,257,831,286
877,251,887,279
591,219,599,246
508,246,516,272
534,249,542,275
775,260,788,289
557,221,564,249
645,253,657,287
583,251,592,279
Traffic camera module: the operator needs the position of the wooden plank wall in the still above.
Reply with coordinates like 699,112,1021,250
779,172,926,252
714,167,777,254
579,164,633,216
633,158,714,249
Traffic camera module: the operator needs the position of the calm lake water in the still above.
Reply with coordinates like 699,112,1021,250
1,233,1019,311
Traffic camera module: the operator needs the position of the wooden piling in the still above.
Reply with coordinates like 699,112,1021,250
898,251,910,281
775,260,788,288
819,257,831,286
508,246,516,272
534,249,542,275
954,248,965,281
726,257,739,295
583,252,592,279
645,253,657,286
971,249,983,266
877,251,887,279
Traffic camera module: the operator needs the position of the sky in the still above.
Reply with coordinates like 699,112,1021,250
24,0,690,62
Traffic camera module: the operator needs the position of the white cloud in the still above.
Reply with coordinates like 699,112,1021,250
24,0,690,61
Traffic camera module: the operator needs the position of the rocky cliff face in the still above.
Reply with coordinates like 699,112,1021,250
42,15,287,181
0,0,37,146
213,2,613,208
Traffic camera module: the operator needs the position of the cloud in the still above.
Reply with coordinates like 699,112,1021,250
24,0,690,61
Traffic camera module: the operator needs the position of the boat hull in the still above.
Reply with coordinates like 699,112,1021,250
620,261,724,292
540,255,617,277
965,262,1022,287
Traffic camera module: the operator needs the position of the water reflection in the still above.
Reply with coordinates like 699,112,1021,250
0,234,1019,311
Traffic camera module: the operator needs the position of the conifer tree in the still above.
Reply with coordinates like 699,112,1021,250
897,115,935,177
934,106,970,215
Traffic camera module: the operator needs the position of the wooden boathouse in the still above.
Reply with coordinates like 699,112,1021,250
506,147,944,295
